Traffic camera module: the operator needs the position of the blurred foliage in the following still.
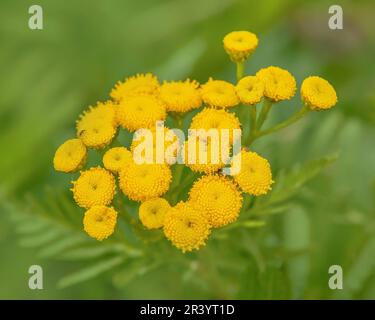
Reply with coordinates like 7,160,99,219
0,0,375,299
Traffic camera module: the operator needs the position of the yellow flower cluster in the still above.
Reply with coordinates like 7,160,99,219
53,29,338,250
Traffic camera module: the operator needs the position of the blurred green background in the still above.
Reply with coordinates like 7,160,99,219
1,0,375,299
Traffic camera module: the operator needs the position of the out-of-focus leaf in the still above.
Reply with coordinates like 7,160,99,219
284,206,310,299
264,153,338,206
112,260,161,288
58,256,124,289
58,244,130,261
342,236,375,296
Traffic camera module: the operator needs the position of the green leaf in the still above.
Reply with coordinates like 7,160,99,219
265,153,338,205
344,236,375,295
112,260,161,288
19,228,64,247
38,235,87,258
57,256,124,289
57,244,125,261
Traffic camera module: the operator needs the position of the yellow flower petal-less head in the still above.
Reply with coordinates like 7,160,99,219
201,79,239,108
83,205,118,241
77,101,117,129
223,31,258,62
116,95,166,132
139,198,171,229
110,73,160,101
236,76,264,105
103,147,133,174
189,175,243,228
72,167,116,209
78,119,117,149
130,126,179,164
190,108,241,136
233,150,273,196
256,66,296,102
163,201,211,253
301,76,338,110
183,138,226,174
159,80,202,113
119,163,172,202
53,138,87,173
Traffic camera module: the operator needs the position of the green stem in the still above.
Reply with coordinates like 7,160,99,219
170,164,185,204
172,113,183,130
253,105,310,141
249,105,257,138
256,99,273,130
236,62,244,81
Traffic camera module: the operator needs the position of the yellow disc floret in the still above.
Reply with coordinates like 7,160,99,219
236,75,264,105
116,95,166,132
53,138,87,173
159,79,202,113
110,73,160,101
201,79,239,108
72,167,116,209
119,163,172,202
256,66,296,102
163,201,211,253
223,31,258,62
233,150,273,196
301,76,338,110
83,205,118,241
103,147,133,173
139,198,171,229
189,175,243,228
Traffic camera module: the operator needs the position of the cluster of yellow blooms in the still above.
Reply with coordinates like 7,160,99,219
53,31,338,252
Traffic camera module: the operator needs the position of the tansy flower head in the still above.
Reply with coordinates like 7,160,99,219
72,167,116,209
159,79,202,113
189,107,241,144
131,126,179,165
76,101,117,130
83,205,118,241
119,163,172,202
236,75,264,105
301,76,338,110
110,73,160,101
183,138,227,174
103,147,133,174
53,138,87,173
233,150,273,196
77,118,117,149
139,198,171,229
201,78,239,108
163,201,211,253
256,66,296,102
116,95,166,132
189,175,243,228
223,31,258,62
